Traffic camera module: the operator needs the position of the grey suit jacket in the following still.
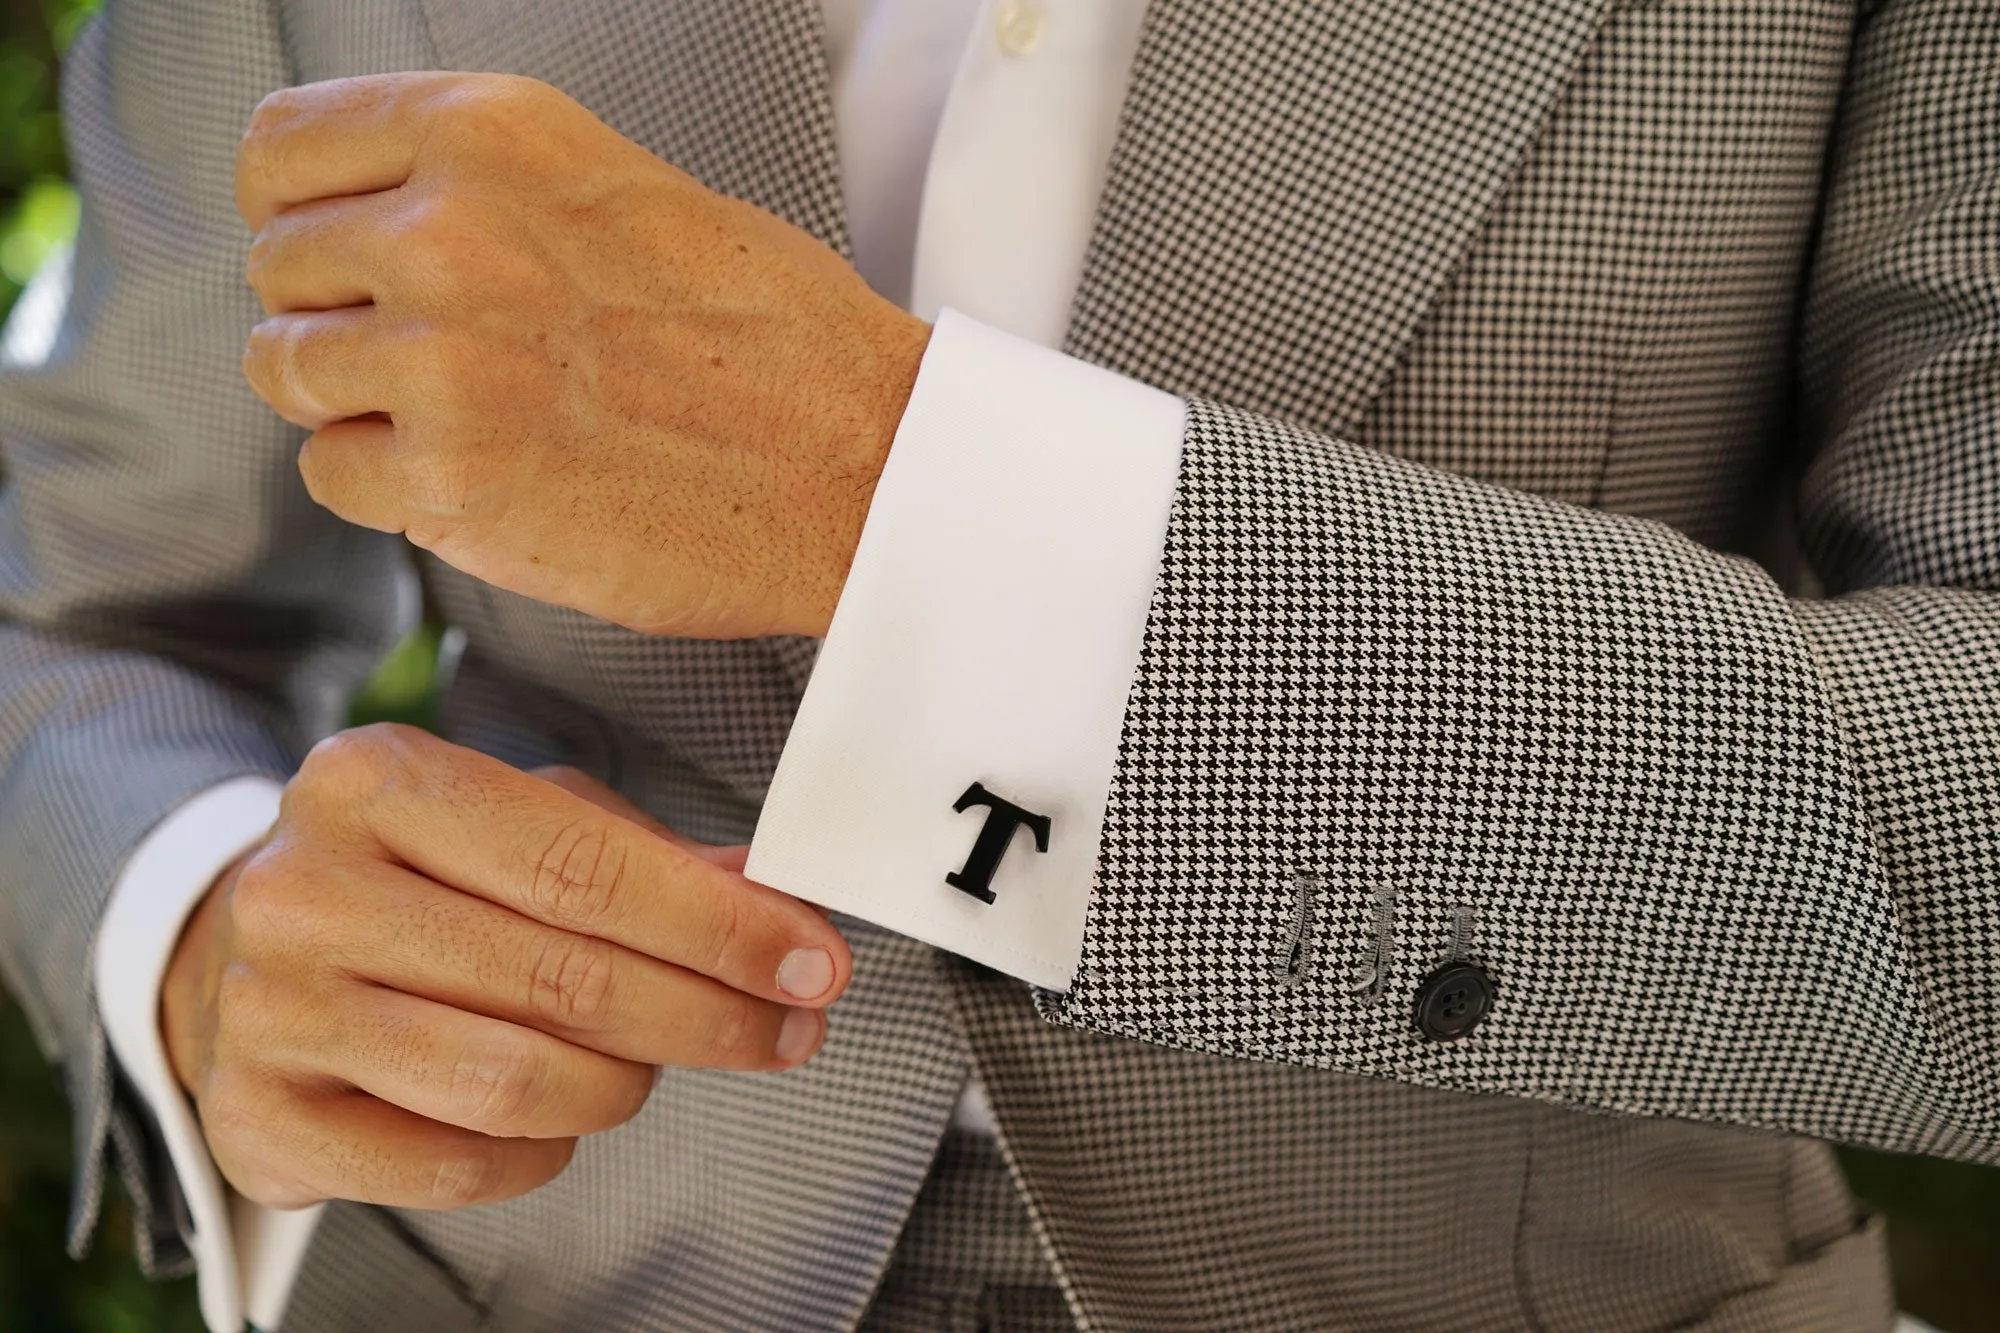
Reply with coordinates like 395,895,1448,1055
4,0,1993,1326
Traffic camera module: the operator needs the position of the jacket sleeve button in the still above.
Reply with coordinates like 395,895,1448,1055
1413,961,1494,1040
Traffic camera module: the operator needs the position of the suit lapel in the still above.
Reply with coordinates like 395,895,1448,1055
417,0,1616,439
1067,0,1622,437
415,0,848,252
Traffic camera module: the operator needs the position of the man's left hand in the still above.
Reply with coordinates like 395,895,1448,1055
236,72,931,640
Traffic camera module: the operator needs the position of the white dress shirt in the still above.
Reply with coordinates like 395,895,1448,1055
91,2,1183,1327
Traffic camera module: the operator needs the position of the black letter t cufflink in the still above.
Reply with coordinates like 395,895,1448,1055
946,782,1051,904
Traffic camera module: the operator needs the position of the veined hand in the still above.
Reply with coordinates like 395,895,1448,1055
236,71,931,640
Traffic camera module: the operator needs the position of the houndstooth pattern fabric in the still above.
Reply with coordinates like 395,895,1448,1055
0,0,1991,1325
1046,0,2000,1165
853,1128,1072,1333
949,956,1892,1332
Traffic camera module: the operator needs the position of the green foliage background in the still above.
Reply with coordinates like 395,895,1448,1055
0,2,1995,1330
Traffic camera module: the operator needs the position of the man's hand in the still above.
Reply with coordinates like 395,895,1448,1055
235,72,931,640
159,724,851,1210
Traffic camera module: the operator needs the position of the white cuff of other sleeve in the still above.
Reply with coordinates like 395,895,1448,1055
93,775,321,1332
748,307,1186,990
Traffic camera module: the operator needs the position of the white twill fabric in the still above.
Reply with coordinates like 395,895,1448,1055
0,0,1993,1330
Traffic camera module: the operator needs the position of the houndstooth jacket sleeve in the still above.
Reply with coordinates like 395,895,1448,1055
0,0,405,1266
1042,0,2000,1165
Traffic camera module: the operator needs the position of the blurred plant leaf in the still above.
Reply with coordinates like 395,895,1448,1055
50,0,102,54
0,174,77,285
348,620,455,730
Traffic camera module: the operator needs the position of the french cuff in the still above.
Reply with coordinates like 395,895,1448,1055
93,776,322,1333
747,307,1186,990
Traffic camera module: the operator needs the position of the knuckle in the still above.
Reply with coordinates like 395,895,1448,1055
299,723,427,791
430,76,498,127
216,1123,320,1209
426,1141,510,1208
237,91,315,212
209,963,257,1027
198,1067,283,1163
247,86,307,137
526,819,627,932
348,719,432,761
595,1065,655,1130
297,728,373,787
516,1136,577,1197
243,230,279,291
491,73,555,105
394,427,476,519
241,315,280,372
231,1167,319,1211
443,73,547,126
701,891,748,981
237,92,293,171
406,458,463,518
389,329,447,415
447,1036,546,1134
526,932,617,1030
294,434,344,513
209,965,267,1044
700,993,760,1068
225,852,294,945
397,195,462,265
408,324,467,387
196,1071,257,1141
428,77,574,178
270,878,351,962
212,966,303,1071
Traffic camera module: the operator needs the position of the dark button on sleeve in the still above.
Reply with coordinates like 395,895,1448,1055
1413,962,1494,1040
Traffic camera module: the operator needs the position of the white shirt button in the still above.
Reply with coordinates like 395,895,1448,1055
993,0,1046,56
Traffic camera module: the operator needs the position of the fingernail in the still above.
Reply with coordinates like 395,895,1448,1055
776,947,834,1001
774,1007,821,1065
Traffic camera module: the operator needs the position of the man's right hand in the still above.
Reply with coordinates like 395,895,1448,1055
159,723,850,1211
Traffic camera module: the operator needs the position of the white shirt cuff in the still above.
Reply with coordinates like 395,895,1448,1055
747,308,1186,990
93,775,322,1333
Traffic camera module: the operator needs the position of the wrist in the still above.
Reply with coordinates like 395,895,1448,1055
788,310,931,638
